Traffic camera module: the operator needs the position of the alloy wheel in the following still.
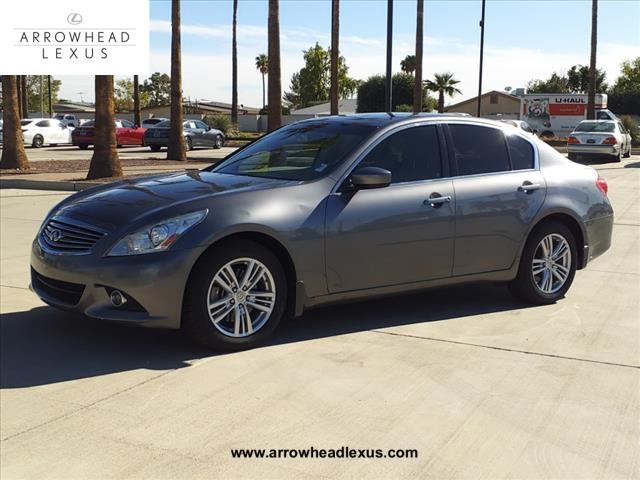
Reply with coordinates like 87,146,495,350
206,257,276,338
532,233,571,294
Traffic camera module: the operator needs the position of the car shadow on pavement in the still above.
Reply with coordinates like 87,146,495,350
1,283,529,389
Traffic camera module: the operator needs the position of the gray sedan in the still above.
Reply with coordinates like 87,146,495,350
143,119,225,152
30,114,613,350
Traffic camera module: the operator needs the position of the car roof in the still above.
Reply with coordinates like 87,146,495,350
578,119,616,124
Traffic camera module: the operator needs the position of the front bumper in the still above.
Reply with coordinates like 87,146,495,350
30,237,204,329
567,144,620,156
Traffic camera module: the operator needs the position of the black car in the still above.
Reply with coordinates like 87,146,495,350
143,120,225,152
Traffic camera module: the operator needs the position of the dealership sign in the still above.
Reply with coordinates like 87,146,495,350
0,0,149,74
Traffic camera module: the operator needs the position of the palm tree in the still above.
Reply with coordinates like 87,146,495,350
267,0,282,131
255,54,268,110
413,0,424,113
15,75,23,118
587,0,598,120
87,76,122,179
425,73,462,113
0,76,30,170
21,75,29,117
168,0,186,160
231,0,239,126
330,0,340,115
133,75,141,126
400,55,417,75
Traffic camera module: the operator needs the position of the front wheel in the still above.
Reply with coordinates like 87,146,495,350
509,221,577,304
32,135,44,148
78,144,89,150
183,241,287,350
149,145,161,152
214,135,223,149
184,136,193,151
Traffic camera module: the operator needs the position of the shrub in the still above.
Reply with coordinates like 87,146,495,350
620,115,640,145
203,114,231,134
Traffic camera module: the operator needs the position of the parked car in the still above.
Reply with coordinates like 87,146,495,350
30,114,613,350
54,114,78,128
143,120,225,152
21,118,73,147
141,117,169,128
500,119,537,135
72,119,146,149
567,120,632,162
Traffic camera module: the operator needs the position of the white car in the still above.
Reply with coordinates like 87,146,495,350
567,120,632,162
54,114,78,128
21,118,73,148
499,119,537,135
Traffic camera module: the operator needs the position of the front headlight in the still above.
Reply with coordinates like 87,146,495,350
107,210,208,256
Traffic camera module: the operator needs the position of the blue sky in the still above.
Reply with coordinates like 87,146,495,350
60,0,640,107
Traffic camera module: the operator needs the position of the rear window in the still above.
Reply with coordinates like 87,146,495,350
20,120,34,126
81,120,95,127
449,124,510,175
506,134,534,170
154,121,171,128
575,122,615,132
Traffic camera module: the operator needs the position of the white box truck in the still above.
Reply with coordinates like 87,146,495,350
520,93,616,138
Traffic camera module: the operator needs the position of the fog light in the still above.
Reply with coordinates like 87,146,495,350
110,290,127,307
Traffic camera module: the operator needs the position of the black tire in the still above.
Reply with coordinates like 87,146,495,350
149,145,161,152
184,136,193,151
567,152,578,161
183,240,287,351
32,135,44,148
214,135,223,149
509,221,577,304
623,145,631,158
78,144,89,150
612,149,622,163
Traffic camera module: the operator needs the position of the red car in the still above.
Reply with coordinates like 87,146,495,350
72,119,146,149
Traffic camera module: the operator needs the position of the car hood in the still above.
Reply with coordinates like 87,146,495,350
55,171,296,230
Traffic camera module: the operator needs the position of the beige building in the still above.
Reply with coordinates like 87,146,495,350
141,100,260,119
445,90,521,119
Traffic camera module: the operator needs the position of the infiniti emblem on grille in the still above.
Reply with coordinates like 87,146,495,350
49,229,63,242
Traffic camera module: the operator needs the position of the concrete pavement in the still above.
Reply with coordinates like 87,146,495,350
1,157,639,479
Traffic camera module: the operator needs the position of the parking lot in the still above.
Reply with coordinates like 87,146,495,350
13,144,237,162
1,156,638,479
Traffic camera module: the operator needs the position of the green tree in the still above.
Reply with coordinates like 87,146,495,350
608,57,640,115
425,72,462,113
255,54,268,110
114,78,150,112
23,76,61,114
140,72,171,107
285,42,358,110
567,65,607,93
356,73,436,113
400,54,416,75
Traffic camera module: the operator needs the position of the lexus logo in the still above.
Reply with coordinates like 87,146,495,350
66,13,83,25
49,229,63,242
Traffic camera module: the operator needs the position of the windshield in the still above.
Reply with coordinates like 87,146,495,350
213,121,377,180
576,122,615,133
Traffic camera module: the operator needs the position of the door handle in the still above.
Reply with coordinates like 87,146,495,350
425,195,452,207
518,182,541,193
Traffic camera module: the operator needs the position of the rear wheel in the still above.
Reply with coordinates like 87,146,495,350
185,136,193,151
183,241,287,350
612,149,622,163
214,135,223,149
78,144,89,150
510,221,577,304
32,135,44,148
567,152,578,161
149,145,161,152
623,144,631,158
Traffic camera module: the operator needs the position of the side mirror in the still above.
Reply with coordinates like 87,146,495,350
348,166,392,190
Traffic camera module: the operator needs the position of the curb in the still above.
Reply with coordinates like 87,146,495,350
0,178,98,191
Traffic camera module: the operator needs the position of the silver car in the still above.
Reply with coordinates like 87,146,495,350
30,114,613,350
568,119,632,162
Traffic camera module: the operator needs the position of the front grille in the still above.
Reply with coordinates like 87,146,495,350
31,268,85,305
40,216,107,254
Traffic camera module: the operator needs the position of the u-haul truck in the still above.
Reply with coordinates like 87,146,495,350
520,93,616,138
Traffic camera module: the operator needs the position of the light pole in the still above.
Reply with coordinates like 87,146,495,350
385,0,393,112
476,0,486,117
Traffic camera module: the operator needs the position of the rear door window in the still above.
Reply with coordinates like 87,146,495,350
448,124,510,176
359,125,442,183
506,134,534,170
36,120,50,127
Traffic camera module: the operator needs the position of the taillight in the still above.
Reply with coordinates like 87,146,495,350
602,136,617,145
568,136,579,144
596,176,608,196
